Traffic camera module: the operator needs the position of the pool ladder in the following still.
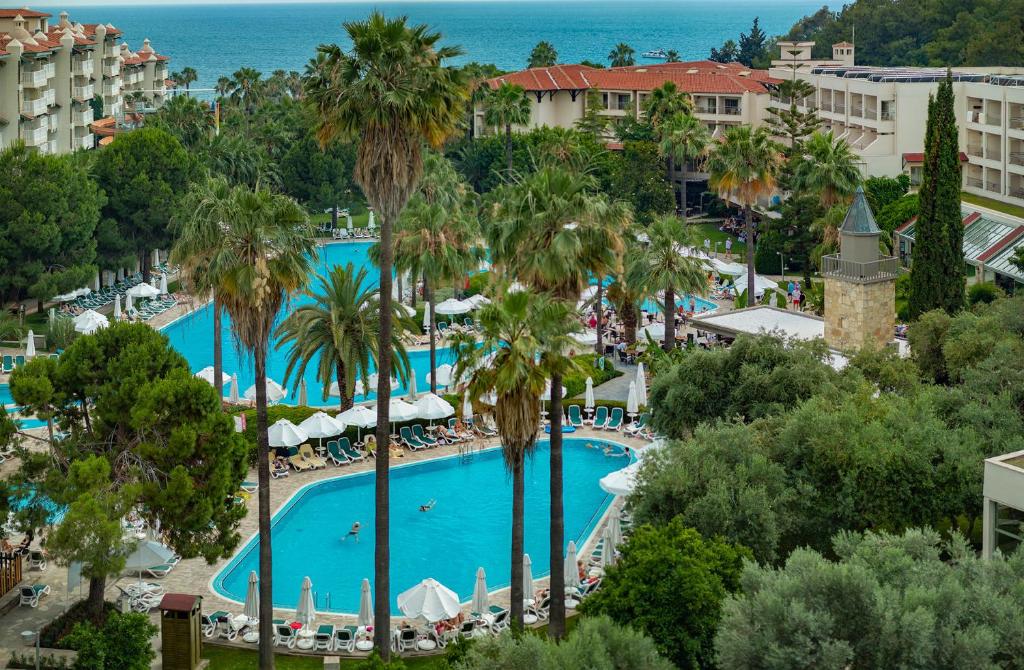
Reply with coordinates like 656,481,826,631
458,442,475,464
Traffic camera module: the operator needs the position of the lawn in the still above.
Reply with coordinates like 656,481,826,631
688,222,746,259
961,192,1024,219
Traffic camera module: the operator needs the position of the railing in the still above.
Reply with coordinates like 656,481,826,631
22,96,46,117
76,134,94,151
820,103,832,112
72,84,94,100
966,176,984,188
851,105,863,117
102,79,121,95
821,254,899,283
73,59,93,77
72,107,93,126
987,181,1001,192
44,89,55,107
0,554,23,599
1011,116,1024,130
105,44,119,58
1010,152,1024,166
22,124,48,147
1010,187,1024,199
21,67,49,88
880,109,894,121
695,106,717,115
987,148,1001,161
103,63,119,77
968,144,983,156
865,108,877,120
833,103,846,113
722,107,741,116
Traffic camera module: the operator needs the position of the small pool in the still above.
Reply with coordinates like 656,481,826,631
162,242,459,406
212,437,628,614
641,294,718,315
0,384,48,430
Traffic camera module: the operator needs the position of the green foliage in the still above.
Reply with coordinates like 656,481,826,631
65,611,157,670
864,174,910,213
455,615,673,670
0,143,102,305
784,0,1024,67
608,43,636,67
563,354,622,398
611,141,675,224
579,519,749,669
764,79,820,153
93,127,195,270
146,95,214,150
715,528,1024,669
48,315,77,351
907,308,953,383
710,17,769,67
279,134,357,213
967,281,1003,305
527,41,558,68
875,193,918,253
648,334,839,439
352,652,407,670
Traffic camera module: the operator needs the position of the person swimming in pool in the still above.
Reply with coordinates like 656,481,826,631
603,444,628,457
342,521,361,542
419,499,436,512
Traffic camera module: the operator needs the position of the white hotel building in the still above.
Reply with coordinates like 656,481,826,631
0,7,169,155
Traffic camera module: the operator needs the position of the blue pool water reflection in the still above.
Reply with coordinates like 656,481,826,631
213,438,627,613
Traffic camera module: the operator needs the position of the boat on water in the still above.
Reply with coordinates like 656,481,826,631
642,48,668,59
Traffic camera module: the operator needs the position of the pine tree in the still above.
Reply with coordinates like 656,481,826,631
765,79,821,154
909,74,964,318
738,18,767,66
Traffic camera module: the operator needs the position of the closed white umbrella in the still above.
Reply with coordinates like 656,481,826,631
584,377,595,417
267,419,307,447
159,273,168,295
244,378,286,404
295,576,316,628
601,528,616,567
626,381,639,417
228,374,240,403
298,411,344,439
357,578,373,628
423,305,431,331
471,567,488,615
297,379,308,406
368,211,375,229
407,371,418,401
522,554,535,603
346,213,354,231
113,294,122,320
91,272,100,292
609,515,623,549
635,363,647,407
243,570,259,622
564,541,581,591
387,398,418,423
73,309,108,334
397,578,460,623
414,393,455,422
462,390,473,422
428,363,454,388
24,330,35,359
127,282,160,299
195,366,230,387
434,298,472,315
126,293,134,312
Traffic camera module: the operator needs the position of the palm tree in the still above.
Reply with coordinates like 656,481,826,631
792,130,861,208
214,187,316,669
486,166,626,638
170,177,236,408
643,81,692,129
528,40,558,68
275,263,412,412
215,76,232,97
630,215,710,350
450,291,578,631
304,13,467,657
608,43,636,67
658,112,712,216
483,82,531,174
180,66,198,96
606,238,647,344
706,125,785,298
124,90,145,114
666,49,681,62
229,67,264,112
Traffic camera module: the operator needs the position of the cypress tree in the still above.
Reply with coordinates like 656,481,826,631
909,74,963,317
934,75,965,312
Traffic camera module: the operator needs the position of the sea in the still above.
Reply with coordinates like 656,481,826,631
37,1,826,93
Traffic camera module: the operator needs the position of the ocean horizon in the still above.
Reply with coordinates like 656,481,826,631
32,1,828,91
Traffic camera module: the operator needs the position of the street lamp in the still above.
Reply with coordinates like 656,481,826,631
777,252,786,281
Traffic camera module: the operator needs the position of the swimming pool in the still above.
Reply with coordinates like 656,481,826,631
212,437,628,614
162,242,458,406
640,295,718,315
0,384,48,430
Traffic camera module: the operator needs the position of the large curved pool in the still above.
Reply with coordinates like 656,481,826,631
212,437,628,614
162,242,456,406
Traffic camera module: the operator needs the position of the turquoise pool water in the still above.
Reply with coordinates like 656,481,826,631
641,295,718,315
162,242,458,406
212,438,628,614
0,384,47,430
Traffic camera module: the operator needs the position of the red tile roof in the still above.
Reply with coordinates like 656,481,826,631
977,226,1024,263
902,152,968,163
486,62,776,95
895,215,917,234
45,26,96,46
0,8,50,18
81,23,121,37
0,31,57,53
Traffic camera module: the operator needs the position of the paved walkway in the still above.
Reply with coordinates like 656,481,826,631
591,360,638,403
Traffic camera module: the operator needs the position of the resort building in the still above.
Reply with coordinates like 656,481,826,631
983,450,1024,559
894,202,1024,291
0,7,169,155
767,42,1024,209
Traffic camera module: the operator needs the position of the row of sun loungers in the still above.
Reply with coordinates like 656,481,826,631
330,228,379,240
2,353,59,373
564,405,657,440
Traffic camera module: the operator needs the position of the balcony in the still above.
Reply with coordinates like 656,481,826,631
104,44,118,58
22,123,48,147
833,103,846,114
880,109,894,121
103,63,119,77
44,89,55,107
722,107,741,116
695,106,717,115
21,67,49,88
72,59,93,77
22,97,47,117
987,148,1002,161
72,84,94,101
968,144,983,156
72,107,93,126
1010,152,1024,167
851,105,863,117
76,133,94,151
966,176,984,188
821,254,899,284
987,181,1001,193
102,79,121,95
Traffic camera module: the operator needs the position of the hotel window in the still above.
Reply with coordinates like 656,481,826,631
909,166,923,186
723,98,741,115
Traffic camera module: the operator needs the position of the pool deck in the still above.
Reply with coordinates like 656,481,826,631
0,426,649,662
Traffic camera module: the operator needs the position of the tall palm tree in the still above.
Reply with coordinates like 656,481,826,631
304,13,467,657
643,81,692,129
658,112,712,216
214,187,316,669
630,215,710,350
706,125,785,298
792,130,861,208
608,42,636,67
666,49,681,62
180,66,198,96
171,176,235,402
528,40,558,68
215,76,232,97
275,263,412,412
229,67,264,112
486,165,626,638
606,240,646,344
450,291,578,631
483,82,531,174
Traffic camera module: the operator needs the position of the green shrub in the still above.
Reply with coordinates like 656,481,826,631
564,353,622,398
39,600,117,649
967,281,1003,305
466,271,491,296
64,611,157,670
